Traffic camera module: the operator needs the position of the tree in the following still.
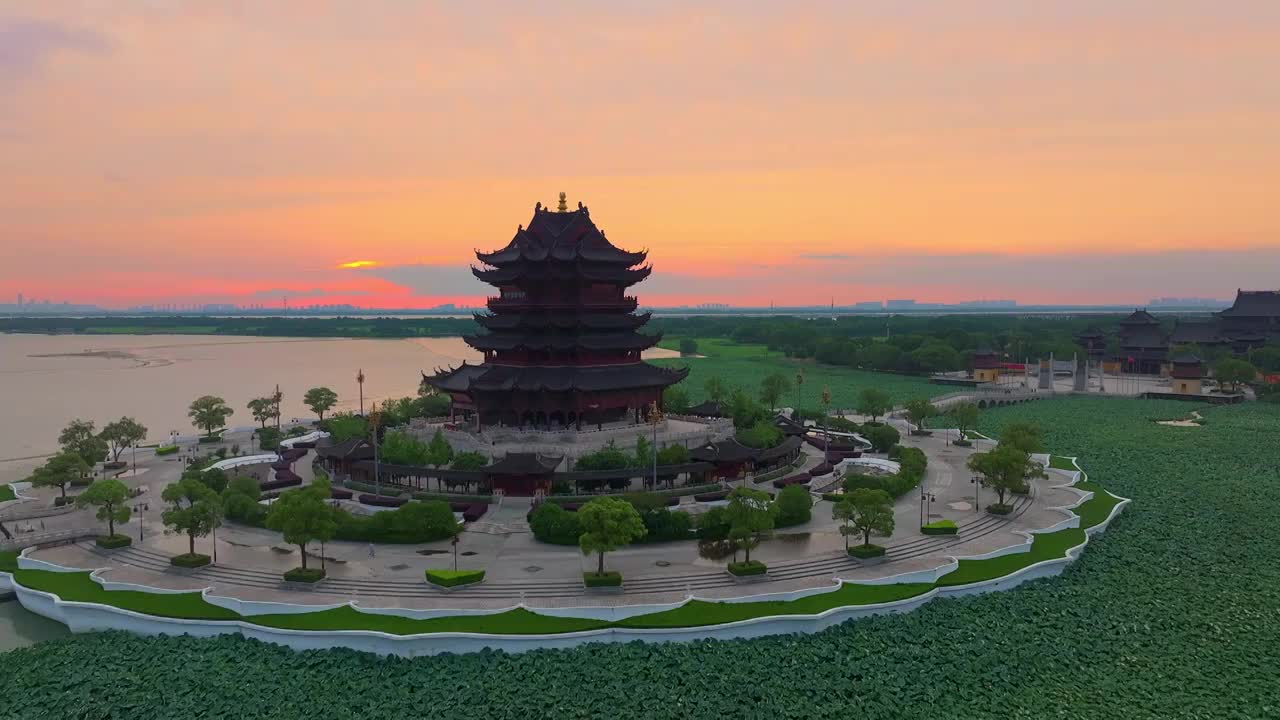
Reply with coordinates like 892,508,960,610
759,372,791,411
247,397,275,429
773,484,812,526
99,417,148,463
450,451,487,471
197,468,228,495
864,423,900,454
967,445,1046,507
265,484,337,571
577,497,647,576
656,444,690,466
1215,358,1257,392
1000,422,1045,454
704,376,728,403
678,338,698,356
189,395,233,439
840,488,895,548
303,387,339,421
856,388,892,423
161,477,223,557
76,478,130,537
58,419,108,466
903,398,937,433
725,487,776,563
728,387,767,429
949,402,980,442
425,428,454,467
325,414,367,443
662,385,691,414
29,452,91,501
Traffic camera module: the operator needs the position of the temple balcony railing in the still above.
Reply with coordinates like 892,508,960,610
486,297,639,312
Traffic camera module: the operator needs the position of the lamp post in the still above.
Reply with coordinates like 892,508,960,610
972,474,981,510
357,369,366,416
649,401,662,489
821,385,832,445
369,410,382,497
795,369,804,418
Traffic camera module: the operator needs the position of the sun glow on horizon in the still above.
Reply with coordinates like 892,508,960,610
337,260,381,269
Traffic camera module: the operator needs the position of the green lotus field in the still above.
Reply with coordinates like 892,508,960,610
3,396,1277,718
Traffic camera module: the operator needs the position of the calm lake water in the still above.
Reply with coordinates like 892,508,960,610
0,334,681,482
0,601,70,652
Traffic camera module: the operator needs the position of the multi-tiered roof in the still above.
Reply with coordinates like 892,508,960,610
425,198,687,429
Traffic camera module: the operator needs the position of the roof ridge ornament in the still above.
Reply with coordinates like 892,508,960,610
557,192,568,212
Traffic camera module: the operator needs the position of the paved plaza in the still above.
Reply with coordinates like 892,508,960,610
6,421,1087,611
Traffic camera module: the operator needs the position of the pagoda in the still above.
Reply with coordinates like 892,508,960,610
1115,309,1169,375
424,195,688,430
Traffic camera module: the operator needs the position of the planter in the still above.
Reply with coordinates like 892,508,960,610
283,567,327,583
921,520,958,536
95,534,133,549
425,569,485,589
727,560,768,578
103,461,128,471
952,439,973,447
583,571,622,592
986,503,1014,517
170,553,211,569
848,544,886,564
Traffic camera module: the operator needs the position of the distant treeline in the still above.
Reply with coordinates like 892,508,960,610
0,315,474,338
650,314,1144,373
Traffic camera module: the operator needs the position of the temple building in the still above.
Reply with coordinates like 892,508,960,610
1169,354,1205,395
971,346,1001,383
1216,290,1280,353
1116,309,1169,374
424,196,688,430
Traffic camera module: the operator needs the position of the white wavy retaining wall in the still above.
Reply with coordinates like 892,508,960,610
4,458,1127,657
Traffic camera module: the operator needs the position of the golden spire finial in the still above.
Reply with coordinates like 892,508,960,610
557,191,568,212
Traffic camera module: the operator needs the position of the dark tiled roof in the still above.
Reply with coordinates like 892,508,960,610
1169,321,1224,345
315,438,374,461
425,362,689,395
472,263,651,287
1219,290,1280,318
475,311,651,331
476,206,647,267
1119,327,1168,349
691,439,757,464
1120,309,1160,326
484,453,562,475
466,330,660,353
1169,353,1202,364
1074,326,1107,340
687,400,723,417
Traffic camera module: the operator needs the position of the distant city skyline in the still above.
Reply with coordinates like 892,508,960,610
2,4,1279,307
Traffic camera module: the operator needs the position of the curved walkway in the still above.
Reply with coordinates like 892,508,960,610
81,492,1035,602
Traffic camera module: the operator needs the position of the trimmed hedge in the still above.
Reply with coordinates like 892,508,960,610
358,494,407,508
583,571,622,587
727,560,767,576
694,489,730,502
155,445,179,456
546,484,720,505
283,568,326,583
412,491,495,504
95,534,133,549
170,553,211,568
849,544,886,559
986,503,1013,515
426,569,485,588
921,519,958,535
842,445,927,498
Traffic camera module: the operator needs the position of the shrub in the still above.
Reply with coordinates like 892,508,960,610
694,489,729,502
256,427,283,452
54,495,77,507
95,534,133,549
170,553,211,568
921,519,958,535
849,543,886,559
727,560,768,576
197,435,222,444
335,501,457,543
953,439,973,447
462,503,487,522
773,485,813,527
864,424,900,453
583,571,622,587
425,569,485,588
842,446,927,498
986,503,1013,515
70,476,93,488
155,445,179,456
696,506,732,541
529,502,582,545
283,567,326,583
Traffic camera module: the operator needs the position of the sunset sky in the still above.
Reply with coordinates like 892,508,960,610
2,2,1278,308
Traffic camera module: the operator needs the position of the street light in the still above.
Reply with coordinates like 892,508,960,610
357,368,366,416
648,400,663,490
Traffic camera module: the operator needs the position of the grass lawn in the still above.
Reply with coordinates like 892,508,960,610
1049,455,1077,471
652,337,948,409
936,528,1087,587
0,484,14,502
250,606,608,636
617,582,934,629
13,569,239,621
0,551,17,572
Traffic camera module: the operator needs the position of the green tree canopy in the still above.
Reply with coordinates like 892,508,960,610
678,338,698,356
325,414,368,443
265,483,338,571
726,487,776,563
58,419,108,466
1214,358,1257,392
161,477,223,557
426,429,454,467
656,444,690,466
99,417,148,463
773,484,812,526
735,419,784,449
662,385,691,414
839,488,895,549
1000,422,1046,454
247,397,275,429
381,430,430,466
903,398,938,432
759,372,791,411
864,423,901,454
189,396,234,439
303,387,339,420
577,497,647,575
949,402,980,440
856,388,893,423
967,445,1046,506
29,451,91,500
704,376,728,402
76,478,131,537
450,451,488,471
